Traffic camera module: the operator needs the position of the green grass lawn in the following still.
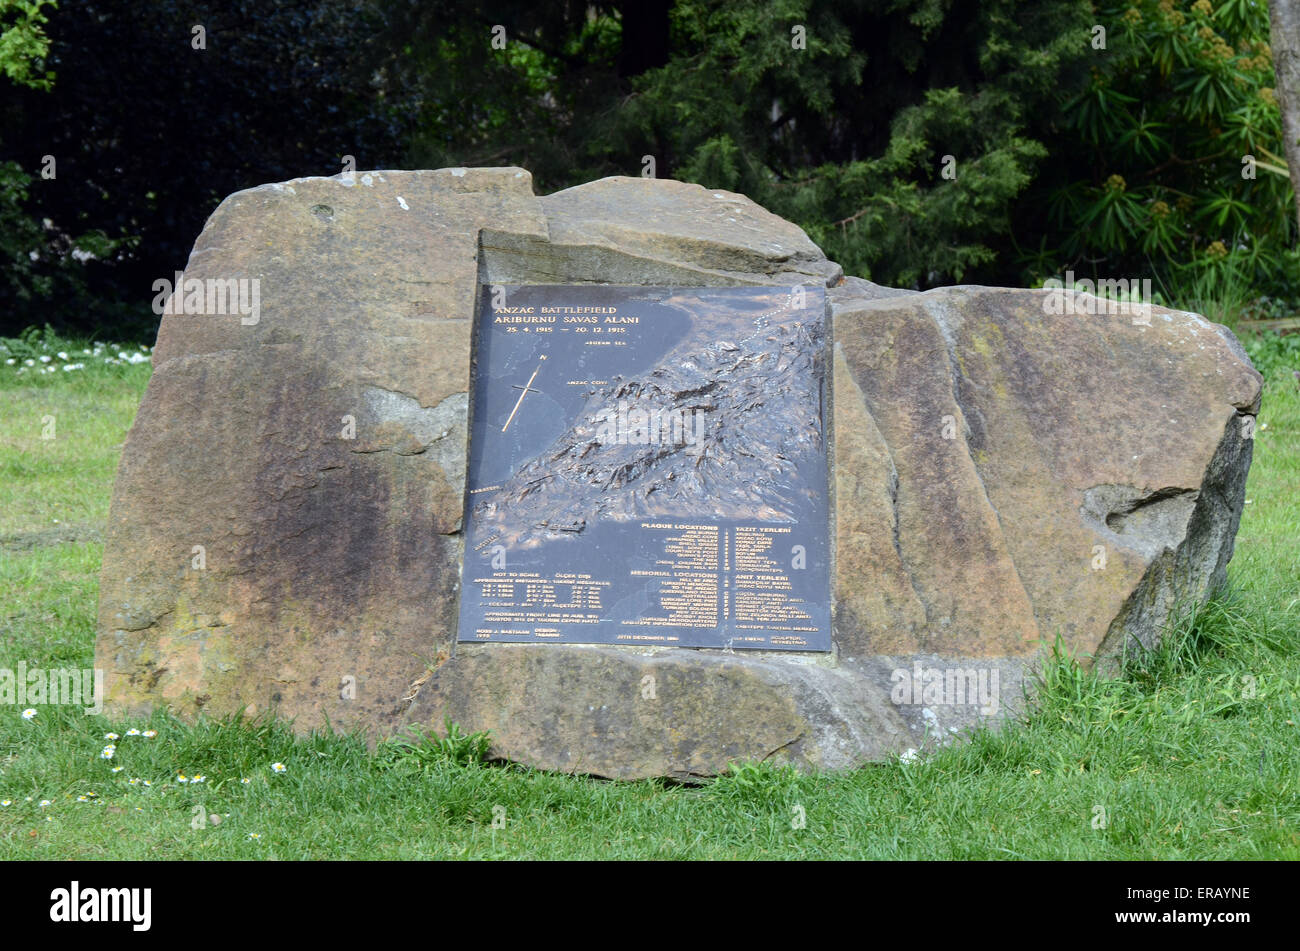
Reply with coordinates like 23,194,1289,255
0,332,1297,860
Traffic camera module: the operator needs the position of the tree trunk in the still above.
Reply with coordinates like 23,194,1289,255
1269,0,1300,234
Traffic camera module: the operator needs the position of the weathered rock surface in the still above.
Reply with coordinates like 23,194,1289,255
96,168,1261,779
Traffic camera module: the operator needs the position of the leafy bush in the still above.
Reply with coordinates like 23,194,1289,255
1242,329,1300,381
377,717,494,771
708,760,803,807
1029,0,1294,307
390,0,1296,303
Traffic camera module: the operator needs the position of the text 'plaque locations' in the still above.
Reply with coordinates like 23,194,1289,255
456,284,831,651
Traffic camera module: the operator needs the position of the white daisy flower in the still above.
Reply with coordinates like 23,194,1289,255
111,766,124,774
100,745,116,760
190,775,206,784
0,799,11,806
177,774,188,783
271,762,286,774
240,778,251,785
104,732,120,740
247,832,261,840
142,730,157,738
21,709,36,720
39,800,51,807
125,728,141,736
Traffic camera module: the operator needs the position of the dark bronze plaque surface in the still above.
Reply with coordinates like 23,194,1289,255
456,285,831,651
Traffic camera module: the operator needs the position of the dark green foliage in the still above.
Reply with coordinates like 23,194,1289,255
2,0,1298,336
0,0,408,337
385,0,1099,289
383,0,1298,301
1027,0,1295,305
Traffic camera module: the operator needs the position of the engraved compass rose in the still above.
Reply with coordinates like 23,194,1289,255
502,355,547,432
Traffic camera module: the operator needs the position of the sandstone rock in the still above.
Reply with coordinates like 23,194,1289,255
96,168,1261,779
831,288,1260,746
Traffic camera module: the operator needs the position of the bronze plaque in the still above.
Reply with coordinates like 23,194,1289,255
456,285,831,651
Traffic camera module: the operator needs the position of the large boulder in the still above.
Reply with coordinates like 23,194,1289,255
96,168,1261,779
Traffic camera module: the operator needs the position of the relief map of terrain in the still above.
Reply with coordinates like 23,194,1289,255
456,284,832,651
